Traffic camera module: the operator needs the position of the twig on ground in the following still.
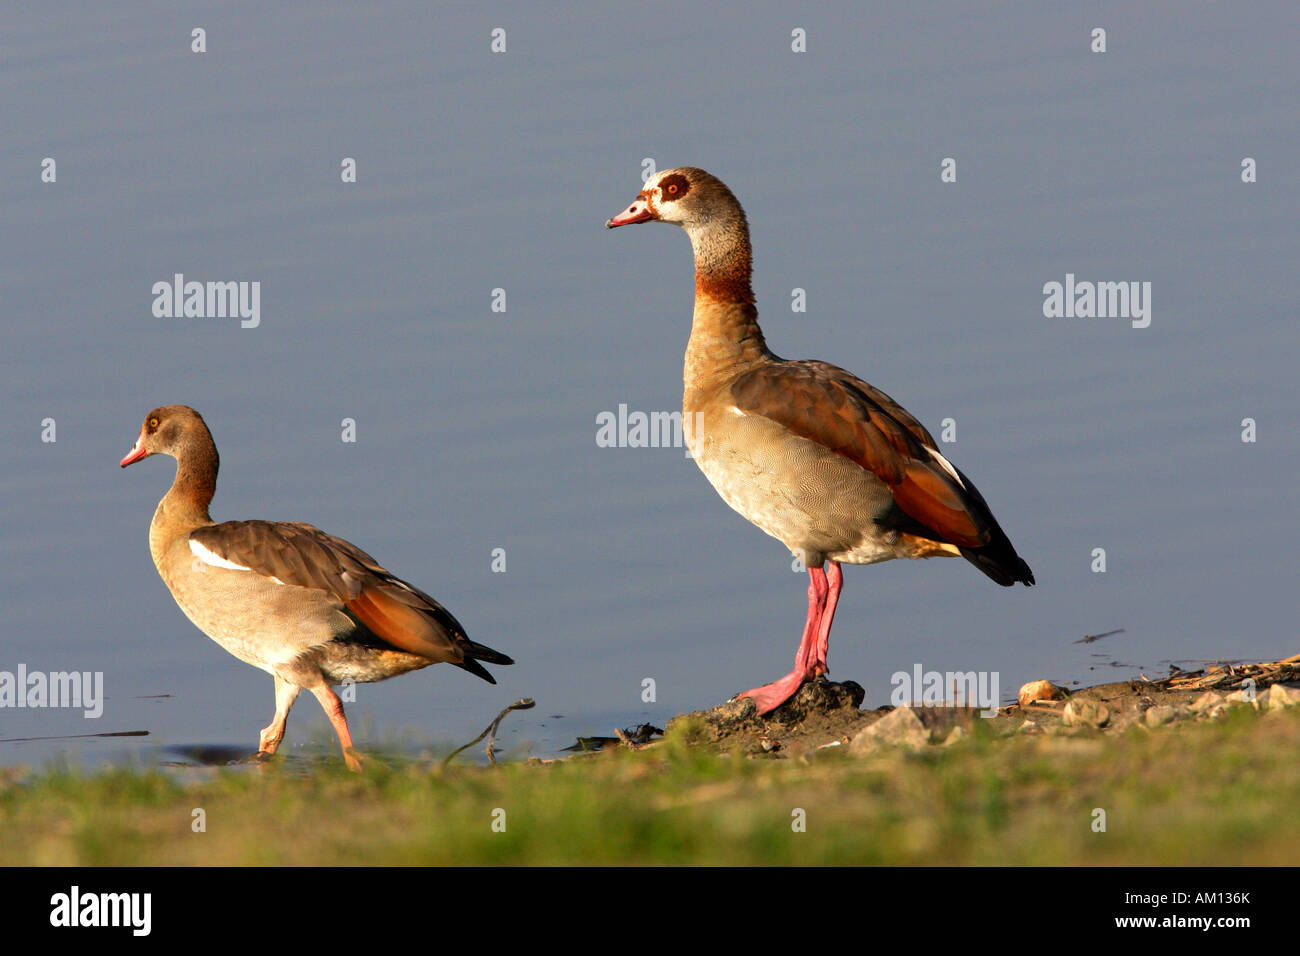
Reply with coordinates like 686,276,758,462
1144,657,1300,693
442,698,536,768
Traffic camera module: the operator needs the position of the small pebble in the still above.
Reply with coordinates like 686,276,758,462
1062,699,1110,728
1144,704,1177,727
1018,679,1067,708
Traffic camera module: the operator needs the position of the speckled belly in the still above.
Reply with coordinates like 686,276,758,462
157,553,350,674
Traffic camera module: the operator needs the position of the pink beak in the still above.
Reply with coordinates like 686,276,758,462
605,196,655,229
120,434,149,468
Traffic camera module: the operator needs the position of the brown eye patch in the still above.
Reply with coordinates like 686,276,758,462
659,173,689,201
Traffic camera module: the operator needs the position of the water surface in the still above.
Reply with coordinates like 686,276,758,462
2,2,1295,768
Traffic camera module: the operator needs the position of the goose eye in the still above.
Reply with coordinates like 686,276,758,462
658,174,689,200
148,417,160,430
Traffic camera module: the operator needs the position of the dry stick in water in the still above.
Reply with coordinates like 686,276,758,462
1074,628,1126,645
442,698,535,767
0,730,148,744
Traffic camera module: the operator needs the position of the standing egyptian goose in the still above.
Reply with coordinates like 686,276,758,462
606,167,1034,714
120,405,512,769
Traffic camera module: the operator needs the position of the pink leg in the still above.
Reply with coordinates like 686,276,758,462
309,685,363,771
737,565,829,714
257,676,301,756
810,560,843,677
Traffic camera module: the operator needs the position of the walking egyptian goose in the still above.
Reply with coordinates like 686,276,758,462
120,405,512,769
606,167,1034,714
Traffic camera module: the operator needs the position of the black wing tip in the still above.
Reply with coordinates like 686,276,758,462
961,548,1035,588
454,641,515,684
467,642,514,667
456,658,498,684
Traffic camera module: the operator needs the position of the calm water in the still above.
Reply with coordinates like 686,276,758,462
2,2,1296,767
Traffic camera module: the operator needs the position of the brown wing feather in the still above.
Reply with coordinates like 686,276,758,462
730,361,989,548
190,520,378,597
189,520,471,660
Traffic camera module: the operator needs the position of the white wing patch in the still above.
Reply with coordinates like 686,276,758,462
926,446,966,489
189,539,286,585
190,539,251,571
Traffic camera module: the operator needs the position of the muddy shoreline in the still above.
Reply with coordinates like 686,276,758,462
575,656,1300,760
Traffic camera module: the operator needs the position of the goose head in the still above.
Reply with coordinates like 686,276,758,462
605,166,743,231
120,405,212,468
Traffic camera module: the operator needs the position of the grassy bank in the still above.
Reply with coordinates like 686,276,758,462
2,705,1297,866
